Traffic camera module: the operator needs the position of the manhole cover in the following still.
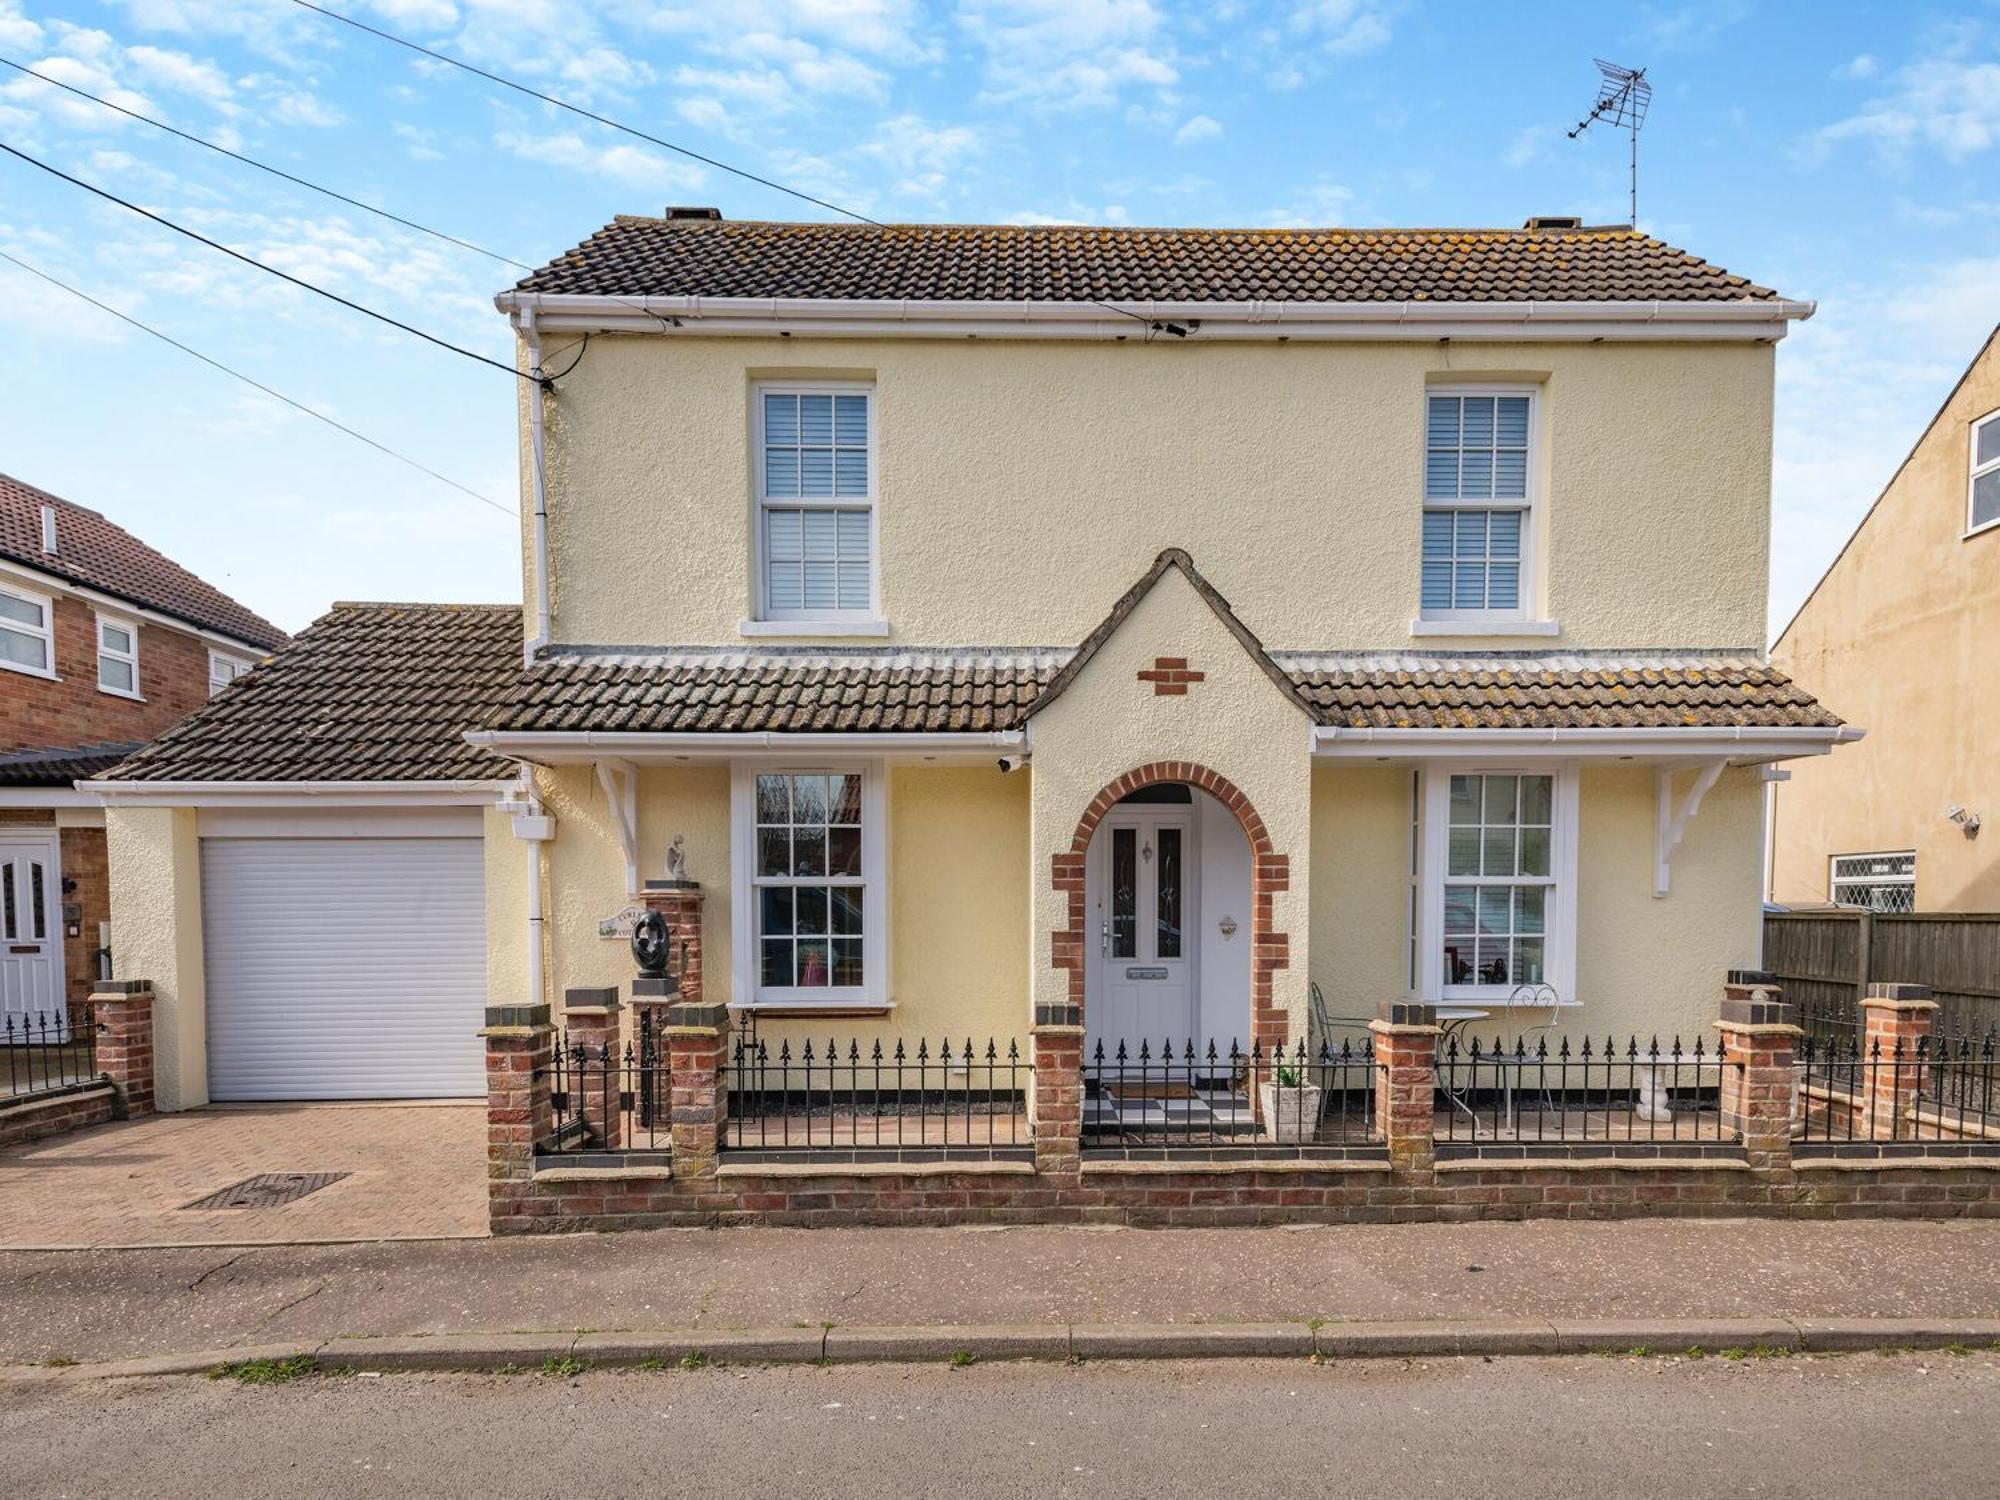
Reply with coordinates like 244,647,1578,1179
180,1172,350,1211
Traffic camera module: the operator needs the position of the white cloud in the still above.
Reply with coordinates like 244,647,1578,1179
0,1,42,51
861,113,979,174
1502,123,1557,168
1809,33,2000,161
1173,113,1221,145
1289,0,1394,57
123,43,231,104
1251,178,1357,229
956,0,1178,109
1834,53,1880,81
497,129,708,192
393,121,444,161
1635,1,1750,52
634,0,935,65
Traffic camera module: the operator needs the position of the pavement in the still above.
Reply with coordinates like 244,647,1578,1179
4,1353,1998,1499
2,1218,1997,1371
0,1102,486,1248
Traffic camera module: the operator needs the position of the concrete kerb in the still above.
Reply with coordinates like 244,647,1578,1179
12,1318,2000,1382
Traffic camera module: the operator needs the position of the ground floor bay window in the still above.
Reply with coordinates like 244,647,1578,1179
729,762,889,1011
1412,763,1579,1006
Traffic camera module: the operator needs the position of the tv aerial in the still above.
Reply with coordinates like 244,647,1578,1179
1568,59,1651,224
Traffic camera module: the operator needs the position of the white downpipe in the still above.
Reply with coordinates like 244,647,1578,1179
519,766,547,1013
521,306,551,666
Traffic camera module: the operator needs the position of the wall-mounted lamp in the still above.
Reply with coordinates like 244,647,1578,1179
1947,804,1982,839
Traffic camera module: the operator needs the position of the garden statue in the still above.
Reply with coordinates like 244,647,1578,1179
631,909,671,978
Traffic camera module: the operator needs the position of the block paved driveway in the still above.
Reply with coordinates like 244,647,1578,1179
0,1104,486,1248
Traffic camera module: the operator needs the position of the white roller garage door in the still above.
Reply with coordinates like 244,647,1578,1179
201,837,487,1100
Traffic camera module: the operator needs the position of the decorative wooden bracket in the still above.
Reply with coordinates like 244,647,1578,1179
595,757,639,896
1654,760,1726,897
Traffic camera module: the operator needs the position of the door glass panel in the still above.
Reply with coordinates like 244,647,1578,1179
1155,827,1182,959
1,859,15,941
1110,828,1137,959
29,862,45,941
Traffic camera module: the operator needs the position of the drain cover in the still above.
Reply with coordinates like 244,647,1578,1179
180,1172,350,1211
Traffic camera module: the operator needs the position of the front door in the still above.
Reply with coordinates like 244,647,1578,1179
1086,808,1196,1060
0,833,64,1020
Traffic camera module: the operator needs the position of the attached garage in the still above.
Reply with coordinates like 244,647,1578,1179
199,832,487,1100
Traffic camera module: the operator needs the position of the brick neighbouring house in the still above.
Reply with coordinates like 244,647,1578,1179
0,472,284,1021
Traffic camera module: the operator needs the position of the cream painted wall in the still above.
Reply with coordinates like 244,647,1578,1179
528,334,1775,653
105,805,207,1111
1307,762,1764,1045
1771,336,2000,911
1028,566,1315,1041
483,806,529,1010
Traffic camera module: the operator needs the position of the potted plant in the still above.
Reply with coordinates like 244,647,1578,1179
1260,1062,1323,1144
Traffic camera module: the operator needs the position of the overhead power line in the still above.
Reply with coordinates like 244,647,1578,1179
1,248,514,518
0,139,533,382
0,56,532,270
288,1,1158,332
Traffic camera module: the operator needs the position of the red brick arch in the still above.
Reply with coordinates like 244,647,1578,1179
1050,762,1290,1049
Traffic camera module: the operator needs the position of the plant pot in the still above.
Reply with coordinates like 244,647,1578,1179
1259,1082,1323,1143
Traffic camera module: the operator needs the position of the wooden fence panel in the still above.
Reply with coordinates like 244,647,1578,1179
1764,912,2000,1037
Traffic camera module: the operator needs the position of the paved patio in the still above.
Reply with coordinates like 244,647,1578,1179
0,1103,487,1249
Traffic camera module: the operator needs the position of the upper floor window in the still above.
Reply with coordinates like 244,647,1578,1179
1970,409,2000,537
0,582,55,677
754,384,875,621
209,651,252,697
96,614,140,697
1421,390,1533,620
1830,851,1915,913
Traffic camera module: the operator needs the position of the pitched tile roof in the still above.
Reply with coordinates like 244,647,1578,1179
500,650,1063,734
0,742,145,788
101,603,521,783
0,473,287,651
513,218,1780,305
1283,656,1843,730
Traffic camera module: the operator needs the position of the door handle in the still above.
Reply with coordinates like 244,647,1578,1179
1099,918,1110,959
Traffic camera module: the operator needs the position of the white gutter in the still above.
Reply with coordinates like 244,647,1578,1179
88,778,511,807
497,292,1816,344
519,305,551,666
1312,724,1864,761
466,729,1026,763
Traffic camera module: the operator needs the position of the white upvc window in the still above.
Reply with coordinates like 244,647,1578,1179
0,581,55,678
95,614,141,698
753,383,878,623
1829,851,1916,913
208,650,253,697
1970,409,2000,537
1420,388,1536,622
1414,764,1579,1004
730,762,889,1009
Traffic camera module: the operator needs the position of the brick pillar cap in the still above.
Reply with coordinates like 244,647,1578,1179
482,1002,553,1034
562,985,621,1013
1713,1018,1801,1038
1864,982,1936,1005
642,879,702,893
1369,1017,1441,1037
1725,968,1777,986
1375,999,1439,1028
88,980,154,998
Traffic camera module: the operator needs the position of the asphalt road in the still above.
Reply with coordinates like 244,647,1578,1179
4,1352,1997,1499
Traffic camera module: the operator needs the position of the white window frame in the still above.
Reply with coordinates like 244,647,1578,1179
1414,762,1579,1006
750,381,881,627
94,612,142,699
1969,408,2000,539
1829,850,1916,912
208,650,253,697
729,760,890,1010
1417,384,1540,628
0,580,56,680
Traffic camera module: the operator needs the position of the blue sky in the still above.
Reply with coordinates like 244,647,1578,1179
1,0,1995,639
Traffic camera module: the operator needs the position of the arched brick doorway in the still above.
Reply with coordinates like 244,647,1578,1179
1051,762,1289,1050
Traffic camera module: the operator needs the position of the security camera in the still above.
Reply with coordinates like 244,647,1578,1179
998,753,1029,773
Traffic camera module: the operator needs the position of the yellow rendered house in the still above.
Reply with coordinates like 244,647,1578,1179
96,213,1851,1115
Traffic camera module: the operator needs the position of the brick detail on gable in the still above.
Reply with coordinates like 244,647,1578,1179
1136,657,1205,697
1054,761,1288,1049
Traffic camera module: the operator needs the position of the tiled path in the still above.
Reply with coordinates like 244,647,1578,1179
0,1103,486,1248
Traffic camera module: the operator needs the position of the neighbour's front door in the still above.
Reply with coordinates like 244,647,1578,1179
1086,808,1196,1062
0,834,63,1020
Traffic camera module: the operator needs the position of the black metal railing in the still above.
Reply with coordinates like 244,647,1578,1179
2,1010,101,1100
723,1036,1031,1161
1436,1034,1733,1149
545,1010,671,1156
1796,1031,2000,1144
1081,1037,1379,1159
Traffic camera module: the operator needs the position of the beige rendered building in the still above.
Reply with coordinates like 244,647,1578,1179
1770,327,2000,913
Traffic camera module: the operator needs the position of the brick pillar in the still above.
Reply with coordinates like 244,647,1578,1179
1715,969,1798,1169
482,1002,554,1231
1861,982,1937,1143
641,880,705,1004
662,998,729,1178
1030,1003,1084,1179
1370,1000,1438,1174
562,985,622,1150
89,980,154,1118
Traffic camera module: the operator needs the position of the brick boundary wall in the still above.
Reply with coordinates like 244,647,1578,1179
0,1082,116,1152
488,975,2000,1234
